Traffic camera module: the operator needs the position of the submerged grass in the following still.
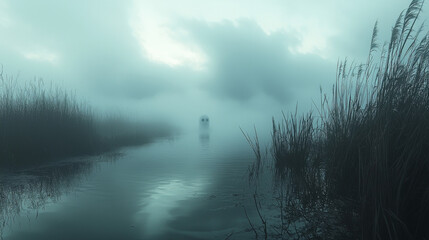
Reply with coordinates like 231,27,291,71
248,0,429,239
0,70,172,167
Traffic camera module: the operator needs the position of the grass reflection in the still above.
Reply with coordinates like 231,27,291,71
0,153,122,238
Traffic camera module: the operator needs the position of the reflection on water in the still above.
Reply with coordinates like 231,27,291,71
138,178,206,237
0,153,121,238
199,131,210,149
0,130,262,240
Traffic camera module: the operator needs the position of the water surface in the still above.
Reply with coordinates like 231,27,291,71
1,129,265,240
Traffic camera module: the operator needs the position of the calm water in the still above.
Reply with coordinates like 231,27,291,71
0,128,269,240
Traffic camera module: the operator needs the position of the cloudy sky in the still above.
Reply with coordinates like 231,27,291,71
0,0,420,131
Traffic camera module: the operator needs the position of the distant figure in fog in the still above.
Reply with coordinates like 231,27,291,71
199,115,210,147
199,115,209,130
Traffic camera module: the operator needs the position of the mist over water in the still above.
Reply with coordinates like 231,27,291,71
1,0,428,239
1,121,268,240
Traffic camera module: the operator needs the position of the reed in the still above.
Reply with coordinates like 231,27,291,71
0,71,171,167
250,0,429,238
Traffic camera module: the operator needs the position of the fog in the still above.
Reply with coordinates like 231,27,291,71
2,1,429,239
0,0,412,132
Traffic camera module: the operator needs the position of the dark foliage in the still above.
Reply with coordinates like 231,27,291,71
248,1,429,239
0,72,171,168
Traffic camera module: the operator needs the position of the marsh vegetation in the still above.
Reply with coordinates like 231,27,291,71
245,1,429,239
0,70,172,168
1,1,428,239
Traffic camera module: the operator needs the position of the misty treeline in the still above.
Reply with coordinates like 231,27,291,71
0,70,172,167
245,0,429,239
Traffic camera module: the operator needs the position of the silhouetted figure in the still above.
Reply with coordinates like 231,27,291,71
199,115,209,129
199,115,210,148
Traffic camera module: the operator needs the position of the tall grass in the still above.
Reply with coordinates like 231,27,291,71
0,72,98,166
249,0,429,239
0,70,172,167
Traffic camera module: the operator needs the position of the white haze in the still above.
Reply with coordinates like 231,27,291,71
0,0,415,134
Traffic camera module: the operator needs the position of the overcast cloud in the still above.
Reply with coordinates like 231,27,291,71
0,0,424,131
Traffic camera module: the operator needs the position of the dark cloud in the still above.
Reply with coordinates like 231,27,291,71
1,0,417,132
1,0,337,110
0,0,196,101
185,19,335,103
